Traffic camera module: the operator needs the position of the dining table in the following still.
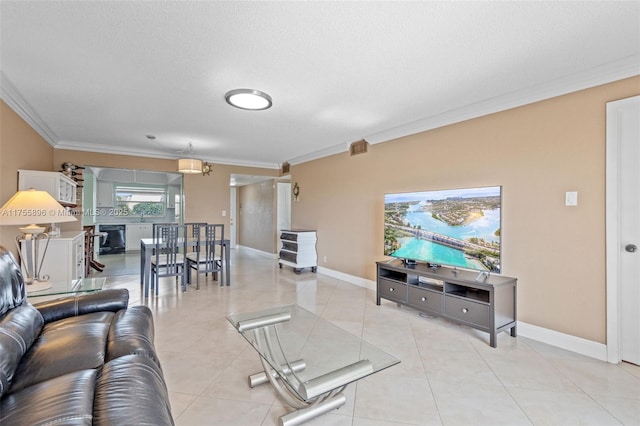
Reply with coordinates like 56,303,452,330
140,237,230,297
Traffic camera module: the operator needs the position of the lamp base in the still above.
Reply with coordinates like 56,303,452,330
26,280,52,293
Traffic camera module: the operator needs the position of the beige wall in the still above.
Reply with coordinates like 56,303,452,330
291,76,640,344
238,180,277,253
183,165,278,240
0,101,55,257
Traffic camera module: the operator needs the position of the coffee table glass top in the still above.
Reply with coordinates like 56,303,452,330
27,277,107,297
228,305,400,401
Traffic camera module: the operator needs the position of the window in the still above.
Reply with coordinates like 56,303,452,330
115,185,166,217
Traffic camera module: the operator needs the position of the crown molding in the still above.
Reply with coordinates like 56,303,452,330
286,141,349,165
0,72,59,145
364,55,640,145
54,140,281,170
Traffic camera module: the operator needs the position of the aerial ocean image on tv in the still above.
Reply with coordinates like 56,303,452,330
384,186,501,272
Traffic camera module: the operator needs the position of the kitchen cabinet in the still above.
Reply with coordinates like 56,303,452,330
125,224,153,251
167,185,180,208
96,182,114,207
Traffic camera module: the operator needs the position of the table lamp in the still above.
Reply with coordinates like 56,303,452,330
0,188,76,291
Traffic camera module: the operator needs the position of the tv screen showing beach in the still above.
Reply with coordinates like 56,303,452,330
384,186,501,272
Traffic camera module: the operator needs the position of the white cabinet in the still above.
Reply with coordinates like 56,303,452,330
21,231,85,283
18,170,77,206
125,224,152,251
96,181,114,207
279,230,317,274
167,185,180,208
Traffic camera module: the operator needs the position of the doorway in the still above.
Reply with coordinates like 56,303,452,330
229,174,291,253
606,95,640,365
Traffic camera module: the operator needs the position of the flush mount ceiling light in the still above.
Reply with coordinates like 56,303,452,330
225,89,272,111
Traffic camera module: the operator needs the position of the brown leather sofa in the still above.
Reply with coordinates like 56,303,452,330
0,246,174,425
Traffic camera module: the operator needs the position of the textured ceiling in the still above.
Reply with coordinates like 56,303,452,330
1,1,639,169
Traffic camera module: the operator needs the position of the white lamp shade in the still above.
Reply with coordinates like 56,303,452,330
178,158,203,174
0,189,76,226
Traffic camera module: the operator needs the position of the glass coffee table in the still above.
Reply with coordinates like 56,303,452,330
27,277,107,297
228,305,399,426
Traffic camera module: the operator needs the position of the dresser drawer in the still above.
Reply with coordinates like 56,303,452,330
444,296,490,328
408,286,442,313
378,278,407,303
279,250,297,263
281,232,297,242
282,241,298,251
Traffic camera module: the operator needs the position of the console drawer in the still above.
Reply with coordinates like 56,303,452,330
444,296,490,328
378,278,407,303
408,286,442,313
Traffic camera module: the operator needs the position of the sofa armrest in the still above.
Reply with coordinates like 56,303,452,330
32,289,129,324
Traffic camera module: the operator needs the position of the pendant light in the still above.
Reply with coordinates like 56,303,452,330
177,143,202,174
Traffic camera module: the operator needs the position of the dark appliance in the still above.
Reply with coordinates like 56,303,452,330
99,224,126,255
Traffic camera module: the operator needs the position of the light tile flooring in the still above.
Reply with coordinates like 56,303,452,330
97,248,640,426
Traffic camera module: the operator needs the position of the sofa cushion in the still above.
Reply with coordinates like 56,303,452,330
0,247,26,317
9,311,114,393
0,369,97,425
93,354,174,426
0,304,43,398
106,305,161,366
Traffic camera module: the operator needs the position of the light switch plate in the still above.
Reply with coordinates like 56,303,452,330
565,191,578,206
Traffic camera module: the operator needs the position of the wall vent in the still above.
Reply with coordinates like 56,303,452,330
281,162,290,175
349,139,369,156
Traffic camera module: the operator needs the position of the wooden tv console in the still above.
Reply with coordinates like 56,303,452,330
376,259,517,347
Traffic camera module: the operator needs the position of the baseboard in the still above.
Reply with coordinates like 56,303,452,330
236,245,278,259
517,321,607,361
316,266,376,291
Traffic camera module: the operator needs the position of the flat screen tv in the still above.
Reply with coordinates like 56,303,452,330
384,186,502,273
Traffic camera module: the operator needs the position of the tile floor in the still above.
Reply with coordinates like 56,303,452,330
97,248,640,426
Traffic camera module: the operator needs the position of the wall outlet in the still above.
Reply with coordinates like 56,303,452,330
565,191,578,207
323,255,327,263
222,210,227,216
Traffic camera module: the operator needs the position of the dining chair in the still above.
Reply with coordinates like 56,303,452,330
152,222,178,239
185,222,207,251
186,224,224,289
150,224,188,294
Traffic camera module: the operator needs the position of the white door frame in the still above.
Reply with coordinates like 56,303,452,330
605,95,639,363
230,187,237,248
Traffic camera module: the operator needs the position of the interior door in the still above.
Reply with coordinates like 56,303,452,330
606,95,640,365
